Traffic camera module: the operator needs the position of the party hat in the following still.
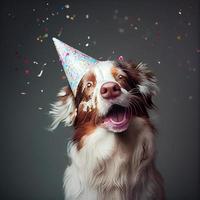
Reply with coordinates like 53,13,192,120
52,38,98,95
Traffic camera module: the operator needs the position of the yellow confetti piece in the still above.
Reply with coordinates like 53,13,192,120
177,35,182,40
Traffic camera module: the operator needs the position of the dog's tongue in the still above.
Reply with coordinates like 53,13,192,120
107,106,126,123
103,105,130,132
110,111,124,122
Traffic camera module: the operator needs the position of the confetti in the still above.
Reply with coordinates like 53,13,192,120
188,96,193,100
117,56,124,61
114,9,119,14
20,92,26,95
57,27,63,37
38,107,43,110
124,16,128,21
37,35,43,42
25,69,30,75
158,61,161,64
33,61,38,65
43,33,48,38
196,49,200,53
70,15,76,20
37,70,44,77
43,63,47,66
37,32,48,42
118,28,125,33
87,36,91,40
178,9,182,15
192,68,196,72
61,75,66,80
134,26,138,30
40,89,44,93
85,43,89,47
85,14,89,19
24,58,29,65
177,35,182,40
65,4,70,9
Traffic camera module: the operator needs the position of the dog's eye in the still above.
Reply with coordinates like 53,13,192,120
86,82,93,88
118,75,124,80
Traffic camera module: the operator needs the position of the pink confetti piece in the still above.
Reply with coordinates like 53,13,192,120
23,58,29,65
196,49,200,53
25,69,30,75
117,56,124,61
61,75,66,80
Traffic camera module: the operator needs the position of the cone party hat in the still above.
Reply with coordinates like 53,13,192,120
52,38,98,95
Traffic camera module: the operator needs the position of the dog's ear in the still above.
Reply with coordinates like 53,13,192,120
135,63,159,109
119,61,159,109
136,63,159,97
49,86,77,131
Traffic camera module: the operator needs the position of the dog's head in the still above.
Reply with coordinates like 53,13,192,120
50,61,158,146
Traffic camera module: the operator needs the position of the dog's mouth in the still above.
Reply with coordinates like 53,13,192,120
102,105,131,133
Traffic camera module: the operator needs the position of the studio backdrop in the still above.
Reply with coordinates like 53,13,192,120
0,0,199,200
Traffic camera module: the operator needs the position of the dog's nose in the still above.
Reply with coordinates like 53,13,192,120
100,82,121,99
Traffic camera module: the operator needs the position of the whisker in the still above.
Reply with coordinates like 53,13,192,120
129,101,138,116
140,92,149,107
133,100,144,114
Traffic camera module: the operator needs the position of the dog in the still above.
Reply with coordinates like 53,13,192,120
50,60,165,200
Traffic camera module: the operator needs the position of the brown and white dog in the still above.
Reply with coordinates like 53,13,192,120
50,60,165,200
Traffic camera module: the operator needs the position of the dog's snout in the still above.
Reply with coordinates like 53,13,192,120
100,82,121,99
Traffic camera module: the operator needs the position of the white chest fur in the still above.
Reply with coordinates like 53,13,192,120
63,118,154,200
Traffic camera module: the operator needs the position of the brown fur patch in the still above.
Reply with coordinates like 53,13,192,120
73,71,101,149
73,123,96,150
75,71,97,106
111,66,119,78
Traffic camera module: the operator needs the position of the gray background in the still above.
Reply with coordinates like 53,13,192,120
0,0,199,199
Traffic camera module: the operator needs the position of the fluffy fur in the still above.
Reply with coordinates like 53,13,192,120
50,61,165,200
